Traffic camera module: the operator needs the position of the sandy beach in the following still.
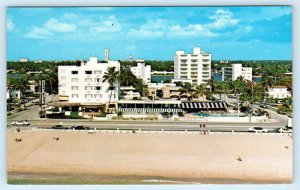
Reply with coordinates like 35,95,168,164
7,129,293,184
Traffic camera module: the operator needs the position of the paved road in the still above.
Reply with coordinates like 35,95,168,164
7,119,284,132
7,96,287,133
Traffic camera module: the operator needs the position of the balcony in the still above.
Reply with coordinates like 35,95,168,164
202,75,210,78
191,64,198,67
202,59,210,62
181,64,188,67
203,67,210,71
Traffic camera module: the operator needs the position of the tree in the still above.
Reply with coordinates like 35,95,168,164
230,80,240,96
207,79,217,95
102,67,119,113
194,84,207,100
44,69,57,103
220,82,229,101
156,89,163,98
179,82,193,100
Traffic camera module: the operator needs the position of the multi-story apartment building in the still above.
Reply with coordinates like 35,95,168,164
222,64,252,81
267,86,291,99
58,57,120,107
174,47,211,86
130,59,151,84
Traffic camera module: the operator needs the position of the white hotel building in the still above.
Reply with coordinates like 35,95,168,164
130,59,151,84
174,47,211,86
222,64,252,81
57,57,120,111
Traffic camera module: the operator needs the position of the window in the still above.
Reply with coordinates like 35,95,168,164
72,71,78,74
85,78,92,82
85,86,92,90
85,71,92,74
85,94,92,98
71,78,78,82
71,94,78,98
95,78,102,82
95,86,101,90
71,86,78,90
94,94,102,98
94,70,102,74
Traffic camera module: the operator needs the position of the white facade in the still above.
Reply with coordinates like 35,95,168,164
130,60,151,84
105,48,109,62
267,86,291,99
120,86,141,100
7,89,22,99
20,58,29,62
174,47,211,86
58,57,120,105
222,64,252,81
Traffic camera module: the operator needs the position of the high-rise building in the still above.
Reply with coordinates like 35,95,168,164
222,64,252,81
105,48,109,62
58,57,120,106
130,59,151,84
174,47,211,86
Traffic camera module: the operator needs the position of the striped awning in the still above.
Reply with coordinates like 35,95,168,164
180,101,227,110
118,108,184,113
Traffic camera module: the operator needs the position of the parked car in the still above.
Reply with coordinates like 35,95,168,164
51,125,68,130
11,120,30,126
278,127,292,133
71,125,90,130
259,104,268,108
248,127,268,133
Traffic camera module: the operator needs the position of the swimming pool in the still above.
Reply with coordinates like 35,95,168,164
193,113,242,117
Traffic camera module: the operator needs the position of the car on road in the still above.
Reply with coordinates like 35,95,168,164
71,125,90,130
11,120,30,126
51,125,68,130
259,104,268,108
248,127,268,133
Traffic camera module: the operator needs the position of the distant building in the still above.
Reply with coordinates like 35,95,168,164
120,86,141,100
222,64,252,81
174,47,211,86
7,89,22,99
105,48,109,62
267,86,291,99
34,60,43,63
220,60,229,64
57,56,120,112
19,58,29,62
130,59,151,84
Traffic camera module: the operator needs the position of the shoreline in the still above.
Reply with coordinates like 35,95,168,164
7,130,293,184
8,171,291,184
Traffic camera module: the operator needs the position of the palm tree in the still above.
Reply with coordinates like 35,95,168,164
207,79,217,95
194,84,207,100
44,70,57,103
230,80,240,96
179,82,193,100
220,82,229,101
102,66,119,113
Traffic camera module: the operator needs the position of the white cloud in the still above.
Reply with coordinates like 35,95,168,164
207,9,239,30
128,29,164,38
89,16,121,33
44,18,76,32
25,26,53,39
7,18,14,31
169,24,218,38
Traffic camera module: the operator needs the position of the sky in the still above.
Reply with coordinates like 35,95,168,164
6,6,292,61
